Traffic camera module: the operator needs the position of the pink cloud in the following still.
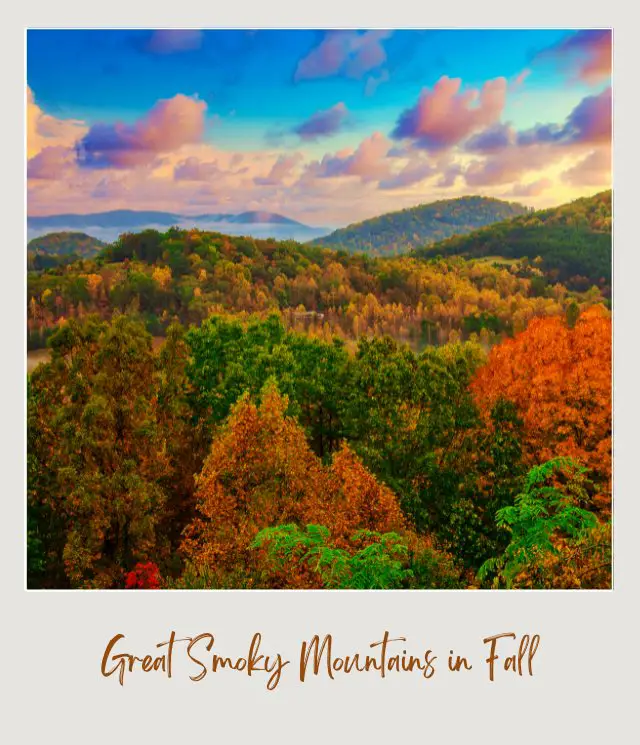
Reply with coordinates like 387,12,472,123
508,178,553,198
254,154,302,186
27,87,87,159
77,94,207,169
312,132,391,182
294,31,392,81
516,87,611,147
379,160,435,190
174,156,248,181
293,103,348,141
562,147,611,187
144,30,203,55
511,69,531,89
538,30,611,84
461,87,612,188
27,146,76,180
392,76,508,151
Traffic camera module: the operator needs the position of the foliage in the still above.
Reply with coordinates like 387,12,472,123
311,196,528,255
125,561,161,589
27,231,107,270
27,314,196,588
252,524,413,589
479,458,610,588
27,216,607,353
417,190,612,296
180,383,406,585
26,275,611,589
471,306,612,511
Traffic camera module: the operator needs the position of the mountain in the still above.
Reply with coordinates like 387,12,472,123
309,196,529,255
416,190,612,295
27,231,107,270
28,209,311,230
27,210,326,245
27,210,182,230
204,211,306,226
28,231,107,256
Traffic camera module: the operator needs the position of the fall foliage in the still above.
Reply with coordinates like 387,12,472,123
26,204,612,589
471,305,612,512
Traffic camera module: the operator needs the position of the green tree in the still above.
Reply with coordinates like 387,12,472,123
479,458,609,589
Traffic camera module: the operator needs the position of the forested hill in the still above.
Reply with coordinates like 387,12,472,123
416,191,612,295
28,223,608,352
27,232,107,270
310,196,529,255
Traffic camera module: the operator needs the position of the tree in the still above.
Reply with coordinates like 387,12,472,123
180,382,406,587
471,306,611,513
28,315,173,588
478,458,611,589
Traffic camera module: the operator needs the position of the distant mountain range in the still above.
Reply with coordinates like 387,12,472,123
309,196,530,255
27,209,308,230
27,210,328,244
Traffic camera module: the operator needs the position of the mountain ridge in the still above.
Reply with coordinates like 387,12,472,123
416,190,612,295
309,196,530,255
27,209,313,230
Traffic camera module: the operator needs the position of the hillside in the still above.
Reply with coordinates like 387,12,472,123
310,196,529,255
27,232,107,270
416,191,612,295
27,225,607,352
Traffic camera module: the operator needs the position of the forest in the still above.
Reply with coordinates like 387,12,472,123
310,195,529,255
27,232,107,271
417,190,612,296
27,193,610,353
26,192,612,590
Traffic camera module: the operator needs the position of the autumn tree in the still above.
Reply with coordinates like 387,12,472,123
28,315,174,588
471,306,612,512
180,382,406,587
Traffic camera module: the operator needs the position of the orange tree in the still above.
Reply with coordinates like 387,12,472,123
471,306,611,514
179,382,412,587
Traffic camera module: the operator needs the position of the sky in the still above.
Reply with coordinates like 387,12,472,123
27,29,611,228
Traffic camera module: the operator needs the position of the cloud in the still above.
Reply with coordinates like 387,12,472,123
465,123,515,153
294,31,392,81
310,132,391,182
144,30,203,55
76,94,207,168
436,163,463,188
508,178,553,197
462,143,565,188
27,145,76,180
174,157,225,181
517,87,611,146
27,87,87,159
254,154,302,186
511,69,531,89
364,70,390,97
91,176,131,200
459,87,611,188
293,103,349,141
379,160,435,190
392,76,507,151
562,146,611,187
563,86,612,144
537,30,612,84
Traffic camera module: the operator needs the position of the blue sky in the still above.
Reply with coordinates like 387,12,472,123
27,29,611,226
